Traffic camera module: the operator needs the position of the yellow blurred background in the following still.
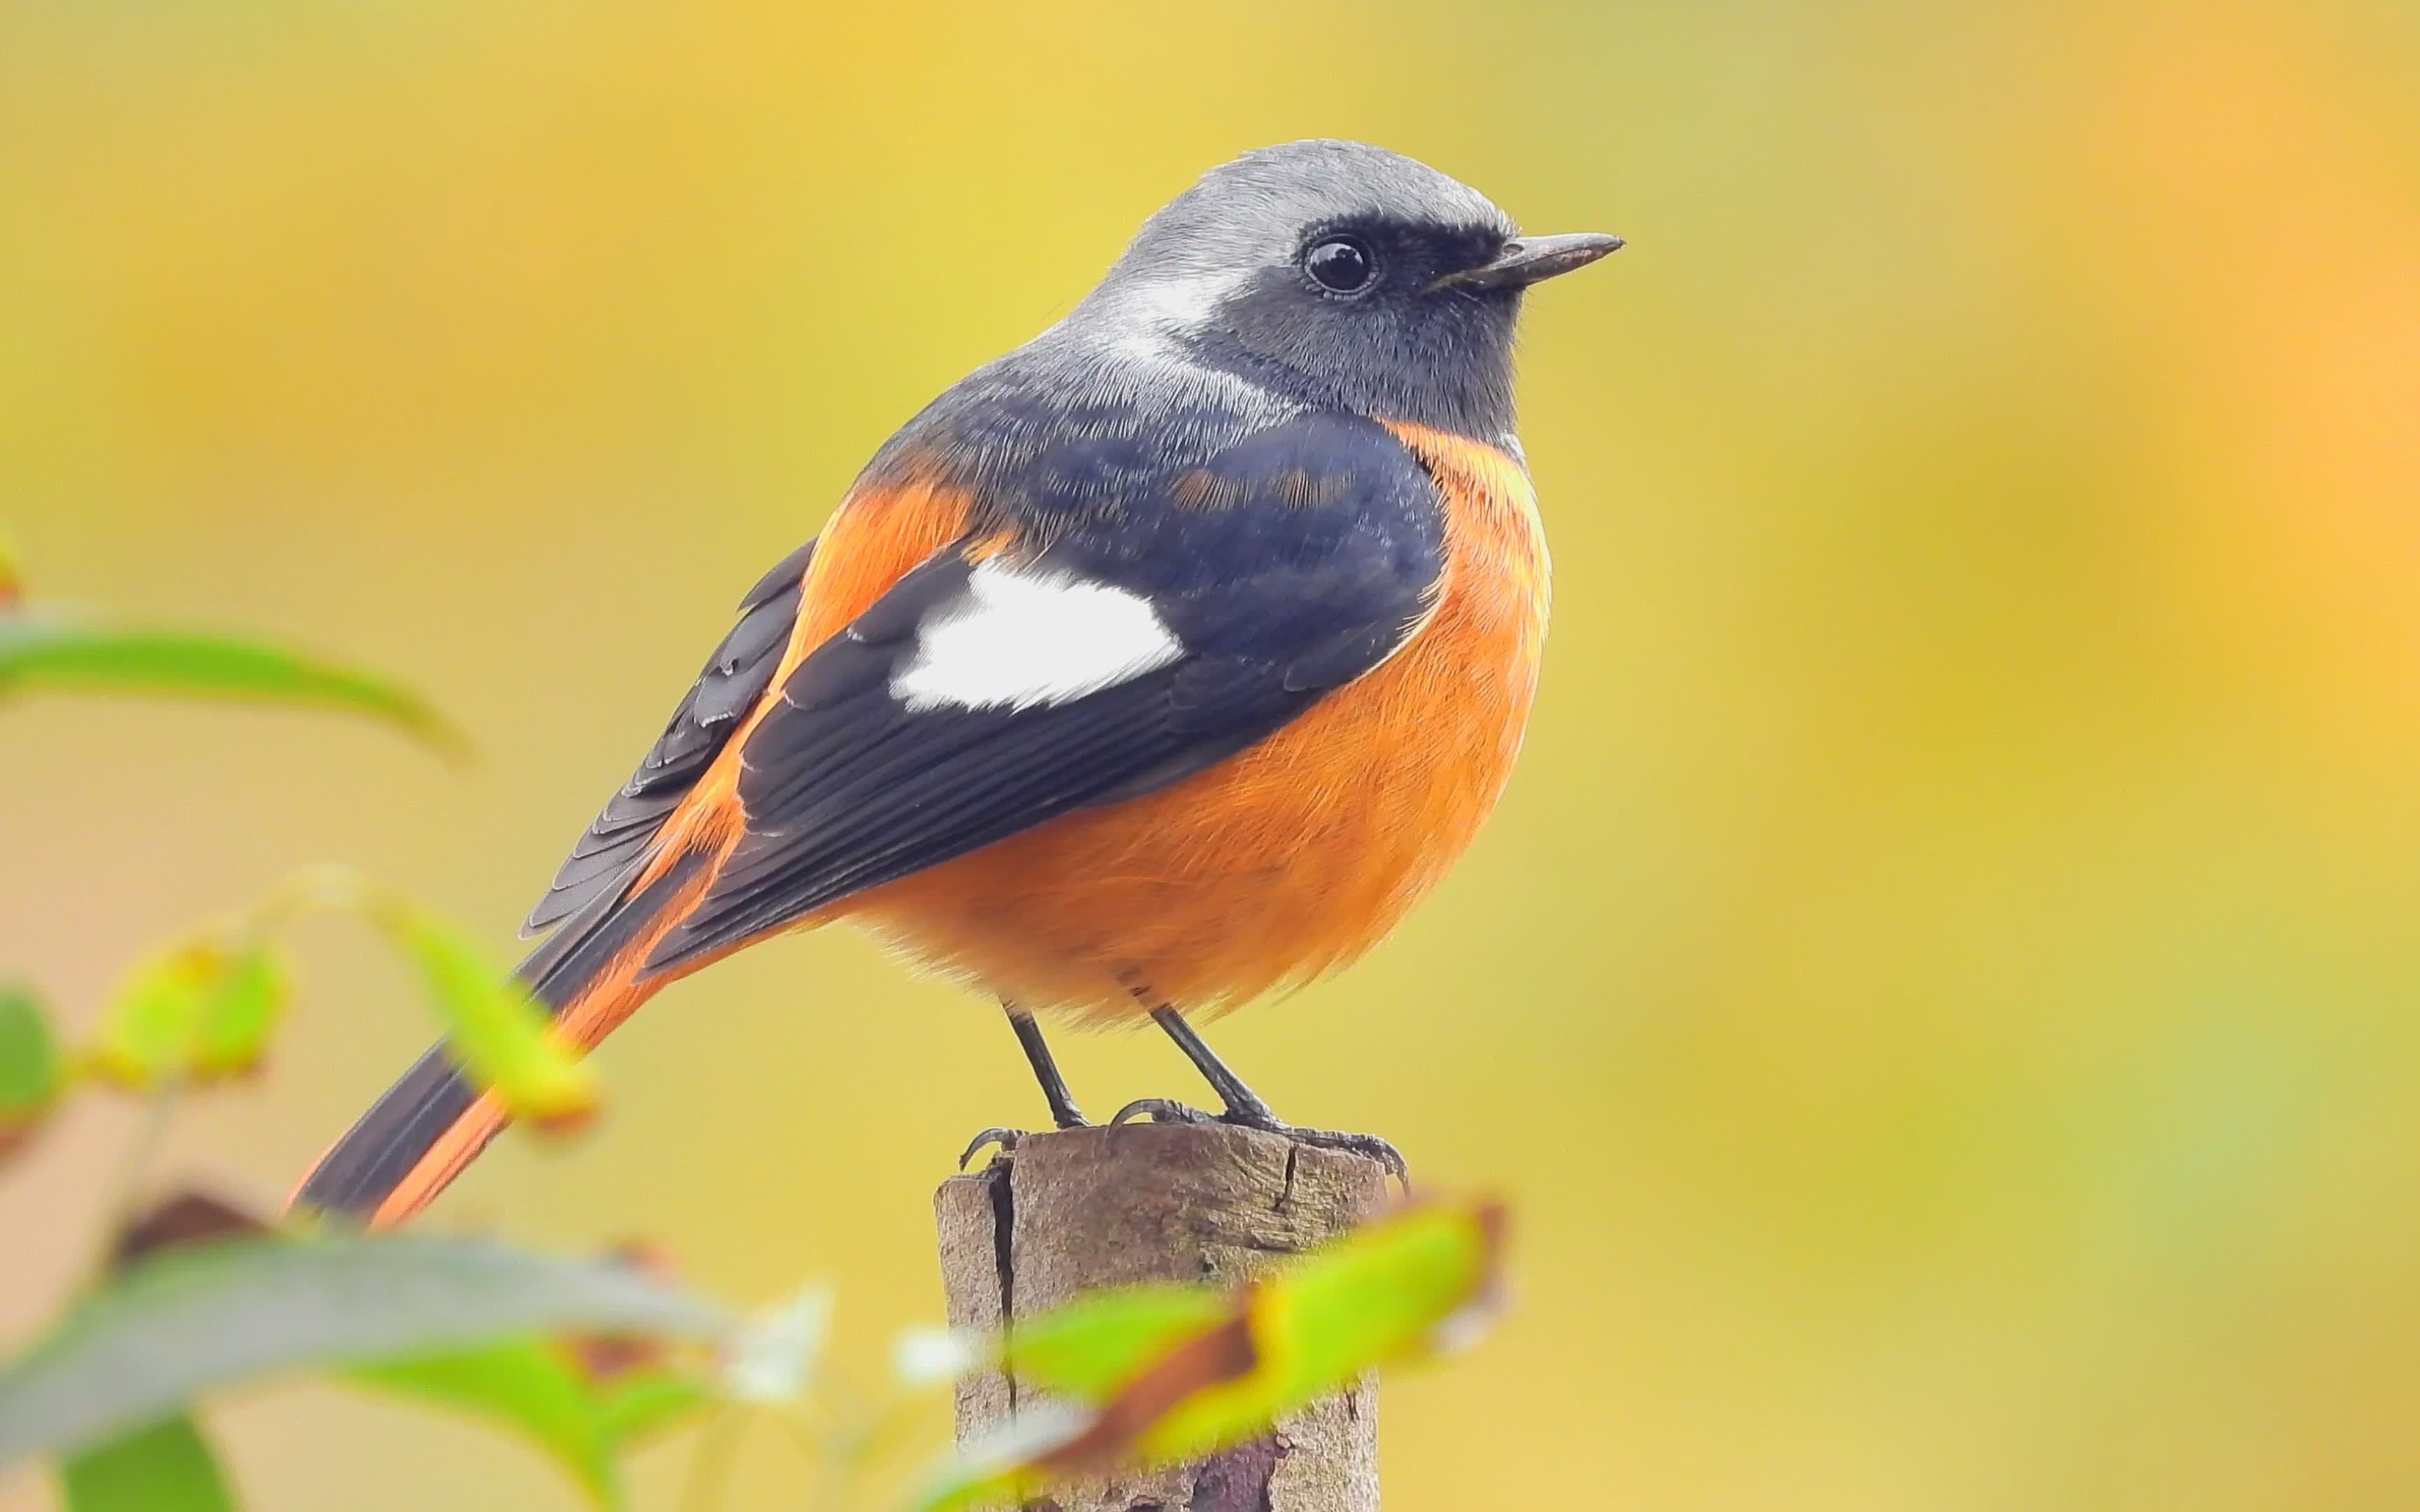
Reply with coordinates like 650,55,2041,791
6,0,2420,1506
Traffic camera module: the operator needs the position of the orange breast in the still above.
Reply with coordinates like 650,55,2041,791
840,424,1550,1023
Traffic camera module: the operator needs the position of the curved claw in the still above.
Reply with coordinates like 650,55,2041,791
1108,1097,1216,1128
957,1126,1024,1169
1107,1100,1410,1185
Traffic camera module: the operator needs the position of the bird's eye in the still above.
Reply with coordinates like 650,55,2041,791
1303,235,1377,294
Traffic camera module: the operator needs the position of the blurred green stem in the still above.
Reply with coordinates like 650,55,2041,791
676,1407,746,1512
85,1079,183,1284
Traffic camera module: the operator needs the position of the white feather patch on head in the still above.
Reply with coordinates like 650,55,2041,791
891,561,1185,713
1099,269,1250,365
1127,270,1245,332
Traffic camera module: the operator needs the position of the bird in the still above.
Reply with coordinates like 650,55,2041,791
294,139,1620,1228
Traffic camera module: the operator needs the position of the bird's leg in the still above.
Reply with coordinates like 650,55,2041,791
1010,1004,1090,1130
1143,1004,1279,1122
959,1000,1091,1168
1113,1003,1408,1182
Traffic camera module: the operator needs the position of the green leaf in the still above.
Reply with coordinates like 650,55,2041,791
351,1335,707,1499
377,909,597,1129
593,1371,714,1444
999,1285,1230,1404
57,1414,235,1512
1125,1198,1508,1465
0,1235,733,1471
353,1340,714,1510
190,946,289,1079
0,615,464,757
355,1341,622,1508
86,939,293,1088
86,942,219,1088
1253,1196,1508,1385
0,985,63,1158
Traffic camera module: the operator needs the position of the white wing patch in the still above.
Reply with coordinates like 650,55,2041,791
891,561,1185,713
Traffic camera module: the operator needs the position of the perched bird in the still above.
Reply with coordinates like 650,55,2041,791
295,139,1619,1226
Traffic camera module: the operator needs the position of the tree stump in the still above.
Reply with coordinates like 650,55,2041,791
935,1123,1389,1511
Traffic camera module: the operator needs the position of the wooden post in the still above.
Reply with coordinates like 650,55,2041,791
936,1123,1389,1511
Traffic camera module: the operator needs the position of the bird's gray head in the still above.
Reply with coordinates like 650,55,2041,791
1071,140,1619,440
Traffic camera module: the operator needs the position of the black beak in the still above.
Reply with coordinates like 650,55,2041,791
1429,232,1625,292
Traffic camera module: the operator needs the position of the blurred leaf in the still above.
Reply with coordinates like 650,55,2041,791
84,942,218,1088
0,615,463,756
912,1198,1508,1512
0,985,64,1161
999,1287,1230,1404
1253,1196,1510,1387
376,908,595,1130
85,938,293,1089
352,1328,712,1507
0,536,22,610
593,1370,714,1444
353,1340,691,1510
720,1282,831,1404
0,1234,732,1471
87,1196,709,1511
57,1415,234,1512
189,946,290,1079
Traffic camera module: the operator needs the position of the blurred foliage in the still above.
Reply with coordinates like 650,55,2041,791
0,549,459,754
0,1228,729,1471
85,942,294,1091
917,1198,1507,1511
0,584,727,1508
0,991,62,1163
57,1416,232,1512
351,1340,709,1506
0,621,464,757
67,860,590,1130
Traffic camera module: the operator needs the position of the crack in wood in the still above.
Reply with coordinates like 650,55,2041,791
986,1158,1019,1416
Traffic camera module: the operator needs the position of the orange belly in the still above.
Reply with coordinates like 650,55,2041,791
835,424,1550,1023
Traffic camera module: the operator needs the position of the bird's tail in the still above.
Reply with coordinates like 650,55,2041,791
290,850,715,1229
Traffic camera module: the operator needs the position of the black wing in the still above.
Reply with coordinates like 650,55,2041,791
521,538,814,935
643,412,1448,972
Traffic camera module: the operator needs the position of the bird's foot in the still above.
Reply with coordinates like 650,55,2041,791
1109,1098,1408,1184
957,1110,1094,1170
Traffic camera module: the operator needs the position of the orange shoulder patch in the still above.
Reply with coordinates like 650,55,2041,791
627,473,978,892
792,474,981,648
